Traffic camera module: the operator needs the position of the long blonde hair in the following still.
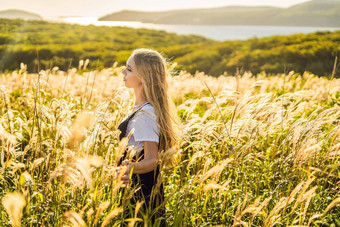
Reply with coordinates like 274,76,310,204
131,48,179,152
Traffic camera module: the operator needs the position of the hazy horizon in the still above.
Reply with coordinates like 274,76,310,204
0,0,310,19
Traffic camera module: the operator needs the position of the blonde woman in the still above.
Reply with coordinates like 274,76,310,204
117,48,179,225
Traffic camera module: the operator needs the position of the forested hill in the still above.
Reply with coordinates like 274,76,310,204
171,31,340,77
99,0,340,27
0,19,206,72
0,9,42,20
0,19,339,77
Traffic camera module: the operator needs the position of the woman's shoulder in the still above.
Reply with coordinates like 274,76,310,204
143,103,156,113
133,103,156,120
130,103,159,136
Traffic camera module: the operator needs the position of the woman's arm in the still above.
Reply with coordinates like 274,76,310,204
130,141,159,173
121,141,158,184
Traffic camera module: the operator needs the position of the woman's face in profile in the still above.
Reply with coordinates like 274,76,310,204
122,56,143,89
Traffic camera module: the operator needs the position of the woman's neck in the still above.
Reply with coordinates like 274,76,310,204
133,87,148,108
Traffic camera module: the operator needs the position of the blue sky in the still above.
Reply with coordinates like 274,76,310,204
0,0,310,18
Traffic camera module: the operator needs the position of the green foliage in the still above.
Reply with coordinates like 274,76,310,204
1,19,340,77
175,32,340,77
0,19,206,71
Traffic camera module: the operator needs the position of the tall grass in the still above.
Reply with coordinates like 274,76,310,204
0,63,340,226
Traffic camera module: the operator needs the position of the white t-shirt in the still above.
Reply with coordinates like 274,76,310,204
126,103,159,155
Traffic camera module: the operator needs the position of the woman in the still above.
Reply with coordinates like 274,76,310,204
117,48,178,225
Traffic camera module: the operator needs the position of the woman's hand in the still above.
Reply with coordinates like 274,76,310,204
121,160,132,185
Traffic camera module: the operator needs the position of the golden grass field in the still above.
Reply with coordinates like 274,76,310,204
1,62,340,226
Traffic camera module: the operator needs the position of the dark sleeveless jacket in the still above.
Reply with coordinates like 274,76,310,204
117,103,164,215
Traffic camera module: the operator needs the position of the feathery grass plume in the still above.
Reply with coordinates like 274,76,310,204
78,60,84,70
234,193,250,227
238,197,261,219
56,119,72,145
203,179,231,200
294,139,321,167
282,181,304,215
84,59,90,70
1,192,26,227
48,154,103,191
204,81,234,152
249,197,272,222
322,196,340,217
288,225,308,227
62,211,86,227
11,162,25,175
101,207,123,227
203,180,220,192
158,147,179,168
264,197,287,227
328,142,340,159
69,111,92,149
290,177,316,215
102,164,125,196
199,159,232,182
308,196,340,225
0,123,17,158
29,157,45,171
19,63,27,75
187,150,205,168
202,157,213,175
301,189,315,219
92,201,110,226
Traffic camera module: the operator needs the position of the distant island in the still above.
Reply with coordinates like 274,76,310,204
0,9,42,20
99,0,340,27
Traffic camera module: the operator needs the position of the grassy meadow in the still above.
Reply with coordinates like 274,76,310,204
0,62,340,226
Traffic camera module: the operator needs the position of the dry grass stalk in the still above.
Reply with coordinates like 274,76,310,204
128,201,144,227
158,147,178,168
200,159,233,182
264,197,288,227
294,140,321,167
238,196,272,222
290,177,316,215
10,162,26,175
322,196,340,216
203,179,231,201
287,225,308,227
308,196,340,225
101,207,123,227
233,193,249,227
62,211,86,227
283,181,304,214
29,157,45,171
114,128,135,166
93,201,111,226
